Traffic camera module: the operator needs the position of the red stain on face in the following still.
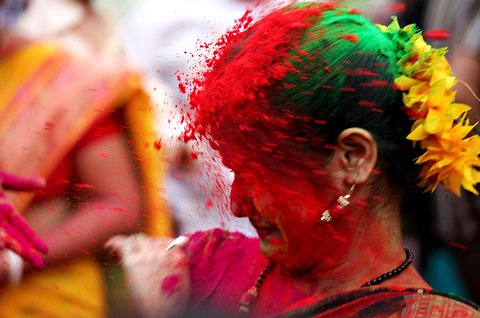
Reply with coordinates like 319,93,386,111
229,157,345,273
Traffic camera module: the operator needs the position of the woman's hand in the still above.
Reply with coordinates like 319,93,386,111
106,234,191,318
0,172,48,269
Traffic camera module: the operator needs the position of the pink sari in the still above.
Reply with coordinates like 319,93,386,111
185,229,480,317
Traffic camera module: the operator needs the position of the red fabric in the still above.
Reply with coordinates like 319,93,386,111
33,115,122,201
186,229,311,317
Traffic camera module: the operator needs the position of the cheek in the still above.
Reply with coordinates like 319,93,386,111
277,187,329,223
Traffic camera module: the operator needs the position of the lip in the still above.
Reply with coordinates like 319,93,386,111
252,218,280,238
255,226,277,238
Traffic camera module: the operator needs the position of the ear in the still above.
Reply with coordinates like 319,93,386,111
328,128,378,186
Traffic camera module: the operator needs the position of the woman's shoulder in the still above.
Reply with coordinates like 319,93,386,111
279,287,480,318
185,228,261,311
403,289,480,317
186,228,259,263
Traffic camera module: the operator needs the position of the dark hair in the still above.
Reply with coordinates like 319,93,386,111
271,5,423,196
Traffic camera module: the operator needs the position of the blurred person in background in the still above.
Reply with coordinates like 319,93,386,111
391,0,480,304
0,0,172,316
420,0,480,304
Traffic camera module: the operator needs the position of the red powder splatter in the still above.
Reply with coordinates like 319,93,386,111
190,152,198,160
389,3,406,12
348,8,362,15
269,237,283,246
423,29,451,41
449,242,467,250
205,199,214,209
360,80,388,87
154,139,162,151
356,69,379,77
74,183,94,189
323,144,337,151
358,100,376,107
371,195,385,203
178,82,186,94
341,34,358,43
324,66,331,72
160,274,181,297
297,49,312,60
98,152,108,158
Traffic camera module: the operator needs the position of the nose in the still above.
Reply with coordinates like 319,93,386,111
231,200,247,217
230,179,254,217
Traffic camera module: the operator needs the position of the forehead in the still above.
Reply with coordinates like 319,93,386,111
219,133,330,188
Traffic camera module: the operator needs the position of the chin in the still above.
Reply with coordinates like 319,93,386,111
263,246,313,274
260,245,302,273
259,239,285,260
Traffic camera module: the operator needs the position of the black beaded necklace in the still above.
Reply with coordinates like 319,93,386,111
361,247,413,287
238,261,274,315
238,247,413,315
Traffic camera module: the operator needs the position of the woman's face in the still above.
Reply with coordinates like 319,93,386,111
230,157,351,273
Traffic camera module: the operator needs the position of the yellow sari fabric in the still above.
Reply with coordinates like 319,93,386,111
0,43,173,317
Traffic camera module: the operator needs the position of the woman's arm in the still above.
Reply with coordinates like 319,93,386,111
25,131,142,267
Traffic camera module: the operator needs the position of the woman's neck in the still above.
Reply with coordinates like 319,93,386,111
285,202,430,297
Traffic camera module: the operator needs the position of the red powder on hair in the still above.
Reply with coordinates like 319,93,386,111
358,100,376,107
360,80,388,87
179,4,342,237
348,8,362,15
178,9,399,280
355,69,379,77
371,195,385,203
341,34,359,43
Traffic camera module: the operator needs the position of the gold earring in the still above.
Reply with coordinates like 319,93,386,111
320,184,355,223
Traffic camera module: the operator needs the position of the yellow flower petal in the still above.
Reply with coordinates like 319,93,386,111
394,76,422,90
378,19,480,196
407,120,429,140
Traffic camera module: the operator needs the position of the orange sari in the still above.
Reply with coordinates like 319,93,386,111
0,42,173,317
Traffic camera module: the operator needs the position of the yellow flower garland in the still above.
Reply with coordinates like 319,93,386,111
378,19,480,196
